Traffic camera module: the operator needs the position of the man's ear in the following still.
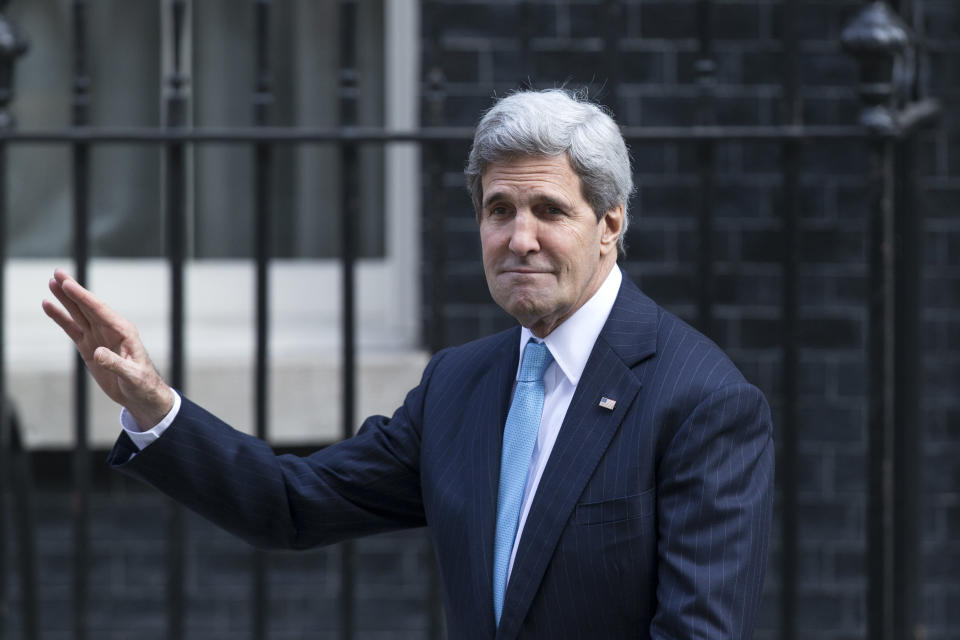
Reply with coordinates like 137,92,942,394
599,205,624,255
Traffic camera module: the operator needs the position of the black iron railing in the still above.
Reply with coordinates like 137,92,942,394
0,401,39,640
0,1,941,639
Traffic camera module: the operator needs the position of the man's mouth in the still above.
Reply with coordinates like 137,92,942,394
501,267,549,275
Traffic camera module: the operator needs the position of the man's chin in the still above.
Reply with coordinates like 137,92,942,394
499,297,551,328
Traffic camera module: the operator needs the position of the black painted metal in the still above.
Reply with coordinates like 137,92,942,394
0,4,25,635
0,194,5,640
894,133,923,640
866,129,897,640
0,123,871,144
5,406,38,640
0,117,5,640
519,0,532,88
339,2,358,637
779,0,802,637
424,7,447,637
70,3,91,638
840,5,937,639
603,0,622,113
893,3,925,636
252,2,273,638
165,2,188,639
695,0,716,337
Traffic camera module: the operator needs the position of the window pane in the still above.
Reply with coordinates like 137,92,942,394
8,0,163,257
193,0,386,259
7,0,386,260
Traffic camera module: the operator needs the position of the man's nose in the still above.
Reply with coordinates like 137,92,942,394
508,211,539,255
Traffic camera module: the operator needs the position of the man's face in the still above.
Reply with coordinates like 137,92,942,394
479,154,622,338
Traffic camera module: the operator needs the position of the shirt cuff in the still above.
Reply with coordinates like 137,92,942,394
119,390,182,451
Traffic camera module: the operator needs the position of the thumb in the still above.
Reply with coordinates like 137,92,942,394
93,346,135,378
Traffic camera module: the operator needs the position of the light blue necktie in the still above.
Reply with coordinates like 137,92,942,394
493,340,553,626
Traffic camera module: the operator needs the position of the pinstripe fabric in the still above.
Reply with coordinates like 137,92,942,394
109,271,774,639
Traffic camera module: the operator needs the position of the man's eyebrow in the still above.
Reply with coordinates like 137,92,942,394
534,195,571,209
482,192,571,209
482,191,510,208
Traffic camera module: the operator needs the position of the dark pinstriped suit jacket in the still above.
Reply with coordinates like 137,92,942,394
109,272,774,639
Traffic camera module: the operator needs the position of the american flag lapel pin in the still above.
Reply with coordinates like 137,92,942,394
599,396,616,411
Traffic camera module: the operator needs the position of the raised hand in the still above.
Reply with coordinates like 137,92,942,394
41,269,174,430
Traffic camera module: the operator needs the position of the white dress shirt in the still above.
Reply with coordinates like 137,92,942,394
505,265,621,582
120,266,624,580
120,390,182,451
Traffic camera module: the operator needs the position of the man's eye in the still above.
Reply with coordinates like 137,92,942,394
490,206,509,216
547,207,564,216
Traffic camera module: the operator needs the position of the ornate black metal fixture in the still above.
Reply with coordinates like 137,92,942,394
842,3,938,640
842,1,939,135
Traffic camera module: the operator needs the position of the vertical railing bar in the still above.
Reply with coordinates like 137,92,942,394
0,5,9,629
0,11,31,636
252,1,272,638
165,2,188,639
695,0,716,335
519,0,532,86
0,7,28,638
424,5,447,635
778,0,801,636
839,7,916,640
892,3,922,637
866,133,897,640
0,71,7,640
893,120,922,640
339,3,357,638
9,412,38,640
603,0,622,113
70,2,91,638
424,22,447,356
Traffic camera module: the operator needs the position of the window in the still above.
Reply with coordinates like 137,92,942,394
6,0,426,446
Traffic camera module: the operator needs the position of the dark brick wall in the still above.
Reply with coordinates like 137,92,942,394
4,464,434,640
421,1,959,639
919,1,960,636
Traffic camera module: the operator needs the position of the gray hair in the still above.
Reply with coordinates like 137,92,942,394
465,88,633,252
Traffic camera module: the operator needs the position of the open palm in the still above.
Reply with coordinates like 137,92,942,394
42,269,173,428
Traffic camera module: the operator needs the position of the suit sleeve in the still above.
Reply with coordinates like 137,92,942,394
106,350,448,551
650,382,774,639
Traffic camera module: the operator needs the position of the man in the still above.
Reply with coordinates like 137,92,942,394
44,89,774,638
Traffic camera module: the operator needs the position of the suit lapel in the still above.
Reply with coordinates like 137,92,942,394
468,327,520,635
495,274,659,638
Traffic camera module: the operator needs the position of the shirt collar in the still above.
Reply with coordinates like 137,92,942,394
518,265,622,386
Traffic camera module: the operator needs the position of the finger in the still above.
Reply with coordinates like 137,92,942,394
48,277,90,331
52,268,73,285
42,299,85,343
59,275,128,332
93,346,137,379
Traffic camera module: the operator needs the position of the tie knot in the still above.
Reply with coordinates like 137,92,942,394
518,341,553,383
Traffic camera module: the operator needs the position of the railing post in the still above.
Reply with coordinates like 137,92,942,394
339,2,358,637
695,0,716,337
252,1,273,638
602,0,622,113
6,407,38,640
164,2,188,639
778,0,802,637
423,7,447,635
424,18,447,357
842,5,932,640
0,5,28,636
69,2,92,638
